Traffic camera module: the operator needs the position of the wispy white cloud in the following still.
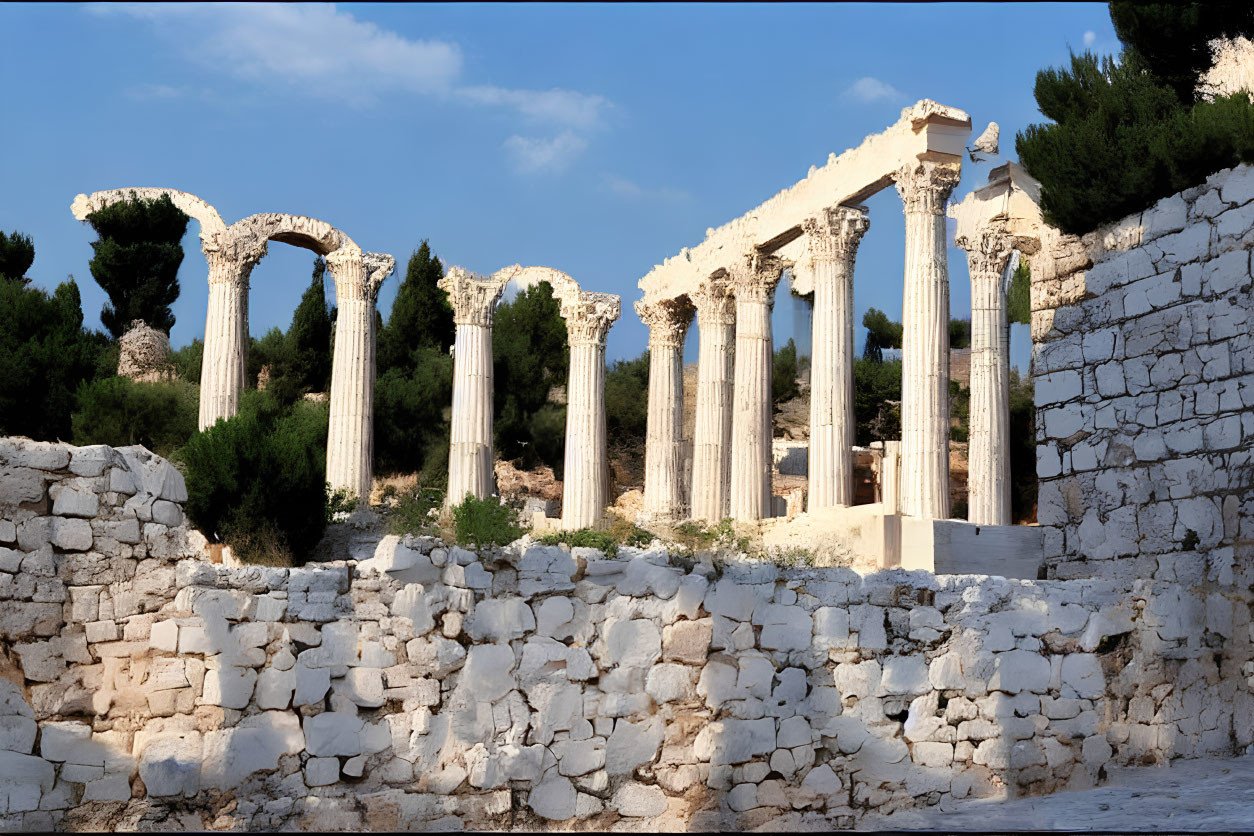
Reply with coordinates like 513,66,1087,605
1083,30,1097,47
504,132,588,175
602,174,692,203
843,76,903,103
96,3,610,170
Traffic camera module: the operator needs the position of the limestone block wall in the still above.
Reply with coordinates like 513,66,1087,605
0,440,1251,831
1032,164,1254,582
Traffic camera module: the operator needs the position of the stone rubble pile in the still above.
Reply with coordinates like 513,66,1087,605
1,438,1251,831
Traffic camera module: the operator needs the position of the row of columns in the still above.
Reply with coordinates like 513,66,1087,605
440,270,621,530
198,241,395,501
638,159,1011,525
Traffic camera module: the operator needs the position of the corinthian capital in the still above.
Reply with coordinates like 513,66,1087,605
956,221,1016,278
802,205,870,265
439,266,509,327
727,252,784,305
635,297,695,349
691,278,736,327
562,291,621,346
326,247,395,303
894,160,962,215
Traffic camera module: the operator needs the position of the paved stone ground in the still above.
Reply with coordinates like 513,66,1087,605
858,754,1254,831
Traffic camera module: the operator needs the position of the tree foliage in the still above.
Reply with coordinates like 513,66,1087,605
773,338,800,404
493,283,570,472
0,231,34,284
1006,259,1031,326
1017,5,1254,233
374,345,454,477
71,377,199,459
86,191,189,337
0,276,110,441
287,257,333,393
861,308,903,362
949,319,971,350
605,351,650,441
177,392,330,564
377,241,453,375
1008,369,1038,523
852,357,902,446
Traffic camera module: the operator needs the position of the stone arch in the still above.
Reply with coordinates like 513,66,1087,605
500,264,582,311
71,187,228,243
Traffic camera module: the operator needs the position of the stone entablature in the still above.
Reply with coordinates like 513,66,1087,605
1031,163,1254,581
1,439,1251,830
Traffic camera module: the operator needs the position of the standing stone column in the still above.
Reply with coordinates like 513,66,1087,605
958,224,1015,525
325,249,396,500
637,297,695,522
690,280,736,523
559,291,621,530
198,238,267,431
895,160,961,520
440,267,509,505
799,206,869,510
728,255,783,522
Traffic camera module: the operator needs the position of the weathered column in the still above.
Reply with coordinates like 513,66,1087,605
958,224,1015,525
325,249,395,499
560,291,621,530
728,255,783,522
895,160,961,520
637,298,695,522
690,280,736,522
198,241,266,430
799,206,869,510
440,267,509,505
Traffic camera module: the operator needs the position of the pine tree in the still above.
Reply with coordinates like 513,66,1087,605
0,231,35,284
493,283,570,471
288,257,333,393
377,241,454,375
86,191,189,337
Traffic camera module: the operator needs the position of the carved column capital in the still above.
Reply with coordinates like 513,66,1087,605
562,291,621,346
635,297,695,350
691,279,736,327
204,229,268,285
894,160,962,216
326,247,395,303
727,253,784,305
439,266,509,327
956,222,1017,279
801,205,870,265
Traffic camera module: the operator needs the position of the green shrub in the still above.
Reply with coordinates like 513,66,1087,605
388,483,446,536
71,376,199,459
170,339,203,383
327,488,359,519
451,494,525,547
536,515,654,557
177,392,330,564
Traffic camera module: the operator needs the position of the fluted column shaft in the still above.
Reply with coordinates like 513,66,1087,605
560,292,621,529
896,161,961,520
729,259,782,522
442,269,509,505
638,299,695,521
801,207,869,510
690,283,736,522
961,228,1014,525
326,250,394,499
198,256,256,430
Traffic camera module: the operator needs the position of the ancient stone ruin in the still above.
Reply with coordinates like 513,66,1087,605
116,320,173,384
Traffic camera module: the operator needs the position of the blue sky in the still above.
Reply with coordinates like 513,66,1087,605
0,3,1118,373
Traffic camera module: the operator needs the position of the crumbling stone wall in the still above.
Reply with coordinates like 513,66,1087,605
1,439,1251,831
1032,163,1254,582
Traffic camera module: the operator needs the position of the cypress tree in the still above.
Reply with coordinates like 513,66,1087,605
0,231,34,284
288,257,333,393
377,240,454,375
86,191,190,338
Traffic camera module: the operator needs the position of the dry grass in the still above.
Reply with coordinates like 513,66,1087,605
372,472,421,508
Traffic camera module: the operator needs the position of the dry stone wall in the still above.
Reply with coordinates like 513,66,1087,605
1032,163,1254,583
0,438,1251,831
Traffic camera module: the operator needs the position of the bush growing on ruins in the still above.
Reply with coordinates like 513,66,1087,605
178,392,330,564
1016,3,1254,233
71,377,199,459
494,283,570,472
0,231,35,285
85,191,190,338
0,275,111,442
450,494,525,547
387,482,445,536
536,514,653,557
